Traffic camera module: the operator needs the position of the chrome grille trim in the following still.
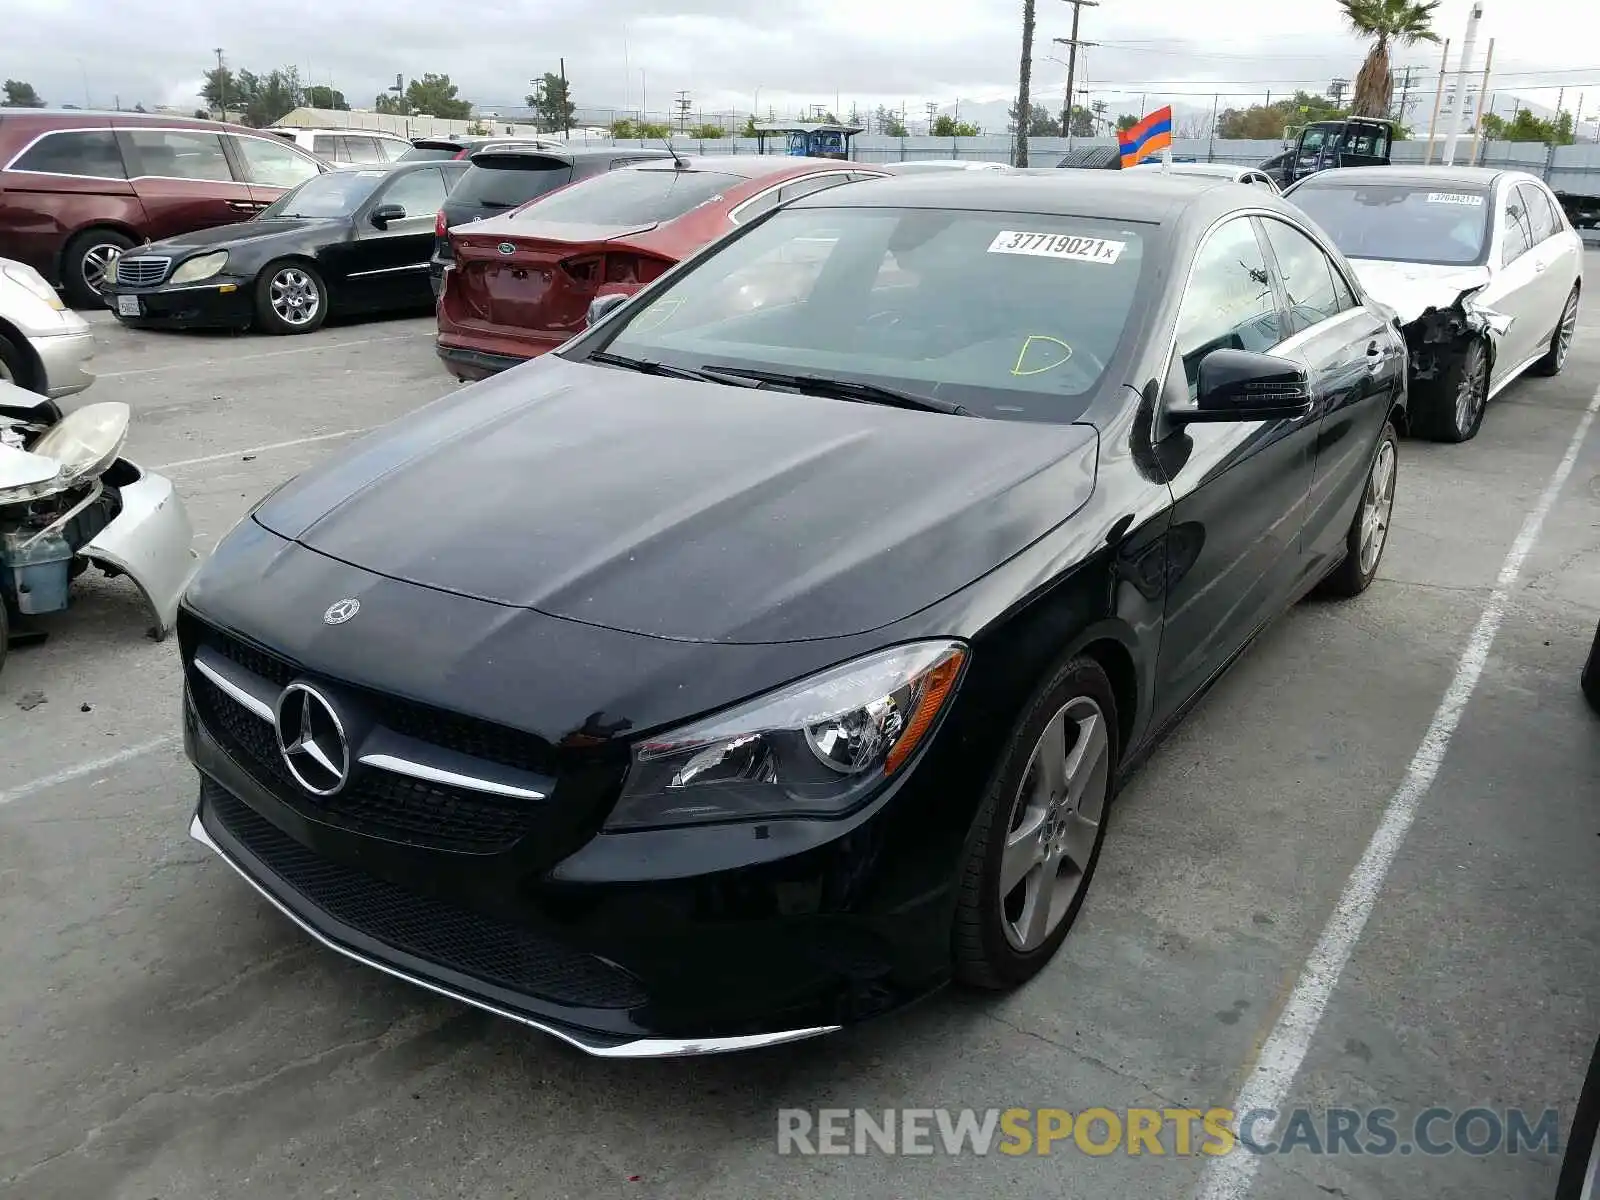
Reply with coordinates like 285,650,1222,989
115,255,171,286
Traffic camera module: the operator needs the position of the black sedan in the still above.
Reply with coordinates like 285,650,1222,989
179,172,1408,1056
429,145,670,298
105,161,467,335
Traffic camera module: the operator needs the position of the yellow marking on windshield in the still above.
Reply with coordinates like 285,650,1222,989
1011,335,1075,376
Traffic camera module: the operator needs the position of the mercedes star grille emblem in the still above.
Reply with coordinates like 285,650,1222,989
274,683,350,796
323,598,360,625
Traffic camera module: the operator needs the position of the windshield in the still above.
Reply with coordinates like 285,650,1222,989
257,169,388,219
450,158,573,210
518,169,741,225
583,205,1149,423
1290,183,1492,265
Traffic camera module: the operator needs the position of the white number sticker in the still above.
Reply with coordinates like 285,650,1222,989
1425,192,1484,206
987,230,1127,263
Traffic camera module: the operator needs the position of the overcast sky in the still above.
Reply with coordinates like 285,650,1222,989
10,0,1600,131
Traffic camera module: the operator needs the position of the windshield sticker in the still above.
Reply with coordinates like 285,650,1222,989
987,231,1126,263
1425,192,1484,206
1011,335,1075,376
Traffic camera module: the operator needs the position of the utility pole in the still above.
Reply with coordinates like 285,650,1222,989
1329,77,1349,107
214,47,227,122
926,101,938,134
1090,98,1107,136
1052,0,1099,139
560,57,569,136
1393,64,1418,123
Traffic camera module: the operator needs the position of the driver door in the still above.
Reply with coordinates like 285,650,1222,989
344,167,450,310
1150,216,1320,730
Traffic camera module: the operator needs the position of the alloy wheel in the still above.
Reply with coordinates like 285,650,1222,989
1555,292,1578,371
270,268,321,327
1359,436,1396,577
1454,343,1487,435
998,695,1111,952
81,243,123,295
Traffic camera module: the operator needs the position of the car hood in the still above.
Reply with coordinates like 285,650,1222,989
145,218,345,256
254,356,1099,644
1348,259,1493,326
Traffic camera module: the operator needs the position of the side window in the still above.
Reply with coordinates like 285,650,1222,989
1518,182,1557,244
374,167,448,219
1260,218,1344,334
1173,218,1282,396
9,129,127,179
124,129,233,181
776,173,851,204
341,136,385,164
1501,193,1533,265
1330,265,1357,312
236,136,322,188
313,135,338,158
730,188,782,225
375,139,406,161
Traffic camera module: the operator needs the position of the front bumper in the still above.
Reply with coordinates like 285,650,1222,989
30,326,96,398
435,341,527,381
84,464,201,637
106,279,255,330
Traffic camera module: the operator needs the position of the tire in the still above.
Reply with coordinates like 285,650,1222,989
1582,619,1600,716
953,654,1118,990
254,260,328,335
0,332,34,392
1321,421,1399,598
1417,336,1489,443
61,228,135,308
1532,285,1580,377
1556,1036,1600,1200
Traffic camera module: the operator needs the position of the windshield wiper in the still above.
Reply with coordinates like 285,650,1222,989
588,351,730,383
695,366,967,415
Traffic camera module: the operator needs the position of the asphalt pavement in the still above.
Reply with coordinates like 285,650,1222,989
1,283,1597,1200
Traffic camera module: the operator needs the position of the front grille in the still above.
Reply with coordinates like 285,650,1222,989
204,781,646,1010
191,671,540,853
199,627,554,776
115,255,170,286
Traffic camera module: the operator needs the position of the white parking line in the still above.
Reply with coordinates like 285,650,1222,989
154,428,370,470
1195,383,1600,1200
96,331,428,379
0,735,180,807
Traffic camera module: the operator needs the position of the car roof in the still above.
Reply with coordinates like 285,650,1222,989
1292,164,1506,190
626,154,865,180
796,170,1277,224
277,127,410,139
1133,162,1252,178
467,145,670,165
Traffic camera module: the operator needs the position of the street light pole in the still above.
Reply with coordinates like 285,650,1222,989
214,48,227,122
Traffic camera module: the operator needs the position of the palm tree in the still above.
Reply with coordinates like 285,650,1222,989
1014,0,1036,166
1339,0,1441,118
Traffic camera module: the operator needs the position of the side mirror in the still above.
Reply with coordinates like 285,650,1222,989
1173,349,1312,424
586,293,629,327
370,203,406,229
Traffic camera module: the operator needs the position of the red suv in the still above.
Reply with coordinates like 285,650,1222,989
0,111,328,306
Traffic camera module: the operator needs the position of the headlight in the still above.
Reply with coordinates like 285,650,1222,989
170,251,229,285
605,641,967,831
28,401,130,487
1,262,65,311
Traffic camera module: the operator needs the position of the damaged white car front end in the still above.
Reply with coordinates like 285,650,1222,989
1349,260,1513,378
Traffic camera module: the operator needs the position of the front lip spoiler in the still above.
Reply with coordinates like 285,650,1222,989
187,814,841,1058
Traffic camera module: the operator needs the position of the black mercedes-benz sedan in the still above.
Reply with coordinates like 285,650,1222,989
106,160,467,334
180,172,1408,1056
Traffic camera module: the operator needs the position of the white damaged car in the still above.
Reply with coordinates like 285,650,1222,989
1286,166,1583,443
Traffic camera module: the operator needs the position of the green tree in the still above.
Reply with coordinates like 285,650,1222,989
200,66,237,114
1115,113,1139,133
1481,108,1575,145
1008,101,1058,137
691,122,726,139
404,73,471,119
741,115,760,138
241,67,302,127
1217,90,1347,139
931,115,980,137
1338,0,1440,118
374,93,409,115
526,72,575,132
873,105,908,136
3,80,45,107
1068,105,1094,137
304,85,348,110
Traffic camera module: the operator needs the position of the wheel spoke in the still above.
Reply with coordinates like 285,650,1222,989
1015,860,1058,949
1000,810,1047,895
1060,810,1099,873
1030,712,1068,807
1063,710,1108,810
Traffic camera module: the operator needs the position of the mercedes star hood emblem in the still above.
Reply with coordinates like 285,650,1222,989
324,598,360,625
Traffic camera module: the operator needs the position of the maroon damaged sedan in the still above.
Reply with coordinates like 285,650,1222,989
0,110,327,306
434,155,891,380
